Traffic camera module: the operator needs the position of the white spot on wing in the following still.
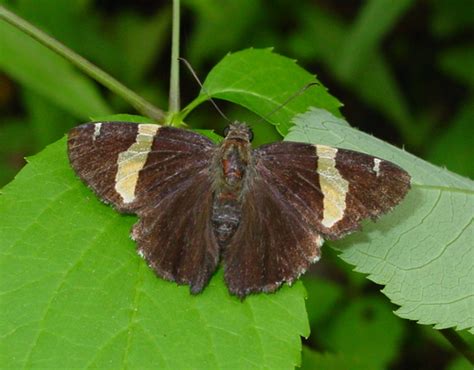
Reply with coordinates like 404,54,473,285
310,234,324,263
115,124,160,203
373,158,382,177
93,122,102,140
316,145,349,228
137,249,146,259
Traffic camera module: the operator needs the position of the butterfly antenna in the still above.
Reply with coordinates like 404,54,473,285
258,82,319,123
179,58,233,124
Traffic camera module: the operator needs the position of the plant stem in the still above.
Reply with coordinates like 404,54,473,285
0,5,165,122
440,328,474,365
168,0,181,117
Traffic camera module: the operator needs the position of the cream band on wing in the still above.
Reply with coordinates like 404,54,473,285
315,145,349,228
115,124,160,203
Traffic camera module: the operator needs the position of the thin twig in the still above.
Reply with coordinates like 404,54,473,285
0,5,165,122
439,328,474,365
168,0,180,115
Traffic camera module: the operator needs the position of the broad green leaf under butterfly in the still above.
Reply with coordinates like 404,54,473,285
0,138,308,369
287,108,474,334
182,48,342,136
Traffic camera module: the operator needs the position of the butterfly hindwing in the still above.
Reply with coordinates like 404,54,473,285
133,169,219,293
223,174,323,298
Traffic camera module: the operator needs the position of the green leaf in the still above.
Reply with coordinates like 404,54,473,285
114,9,171,83
183,0,262,67
90,113,157,124
446,356,474,370
303,277,343,328
185,48,342,136
335,0,414,78
0,116,33,186
439,45,474,88
300,346,365,370
301,294,405,370
23,88,77,148
427,99,474,178
287,5,417,146
431,0,474,37
287,108,474,334
0,138,309,369
0,15,112,119
321,297,404,370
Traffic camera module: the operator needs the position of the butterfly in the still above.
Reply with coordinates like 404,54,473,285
67,121,410,298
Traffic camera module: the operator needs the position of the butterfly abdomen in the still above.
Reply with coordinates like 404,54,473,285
211,193,242,247
211,124,253,247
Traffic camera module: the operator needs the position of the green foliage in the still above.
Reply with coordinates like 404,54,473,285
288,109,474,334
0,137,308,369
428,101,474,178
335,0,414,79
1,1,473,368
317,297,404,370
302,277,343,328
300,347,365,370
183,0,263,67
287,3,417,146
184,49,342,136
0,13,111,119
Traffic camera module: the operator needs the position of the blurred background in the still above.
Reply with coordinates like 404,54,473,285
0,0,472,369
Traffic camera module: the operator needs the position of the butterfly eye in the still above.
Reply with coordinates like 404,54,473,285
223,126,230,137
248,128,254,142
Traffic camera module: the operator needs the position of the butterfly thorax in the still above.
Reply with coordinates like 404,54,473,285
211,123,253,247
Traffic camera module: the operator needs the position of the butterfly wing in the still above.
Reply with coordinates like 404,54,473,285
68,122,220,292
68,122,215,213
224,141,410,297
223,174,323,298
253,141,411,239
132,169,219,293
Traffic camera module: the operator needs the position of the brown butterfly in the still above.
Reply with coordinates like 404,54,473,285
67,121,410,298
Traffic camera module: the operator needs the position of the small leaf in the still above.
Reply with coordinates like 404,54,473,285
188,48,342,136
23,88,77,148
114,9,171,83
335,0,414,78
439,45,474,88
90,113,156,124
287,6,416,144
0,16,112,119
300,346,365,370
287,108,474,334
0,138,308,369
427,100,474,178
303,277,343,328
183,0,262,67
321,297,404,370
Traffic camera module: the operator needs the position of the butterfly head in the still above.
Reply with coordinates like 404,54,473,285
223,122,254,142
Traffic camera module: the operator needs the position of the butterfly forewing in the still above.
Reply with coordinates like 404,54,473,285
68,122,215,212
